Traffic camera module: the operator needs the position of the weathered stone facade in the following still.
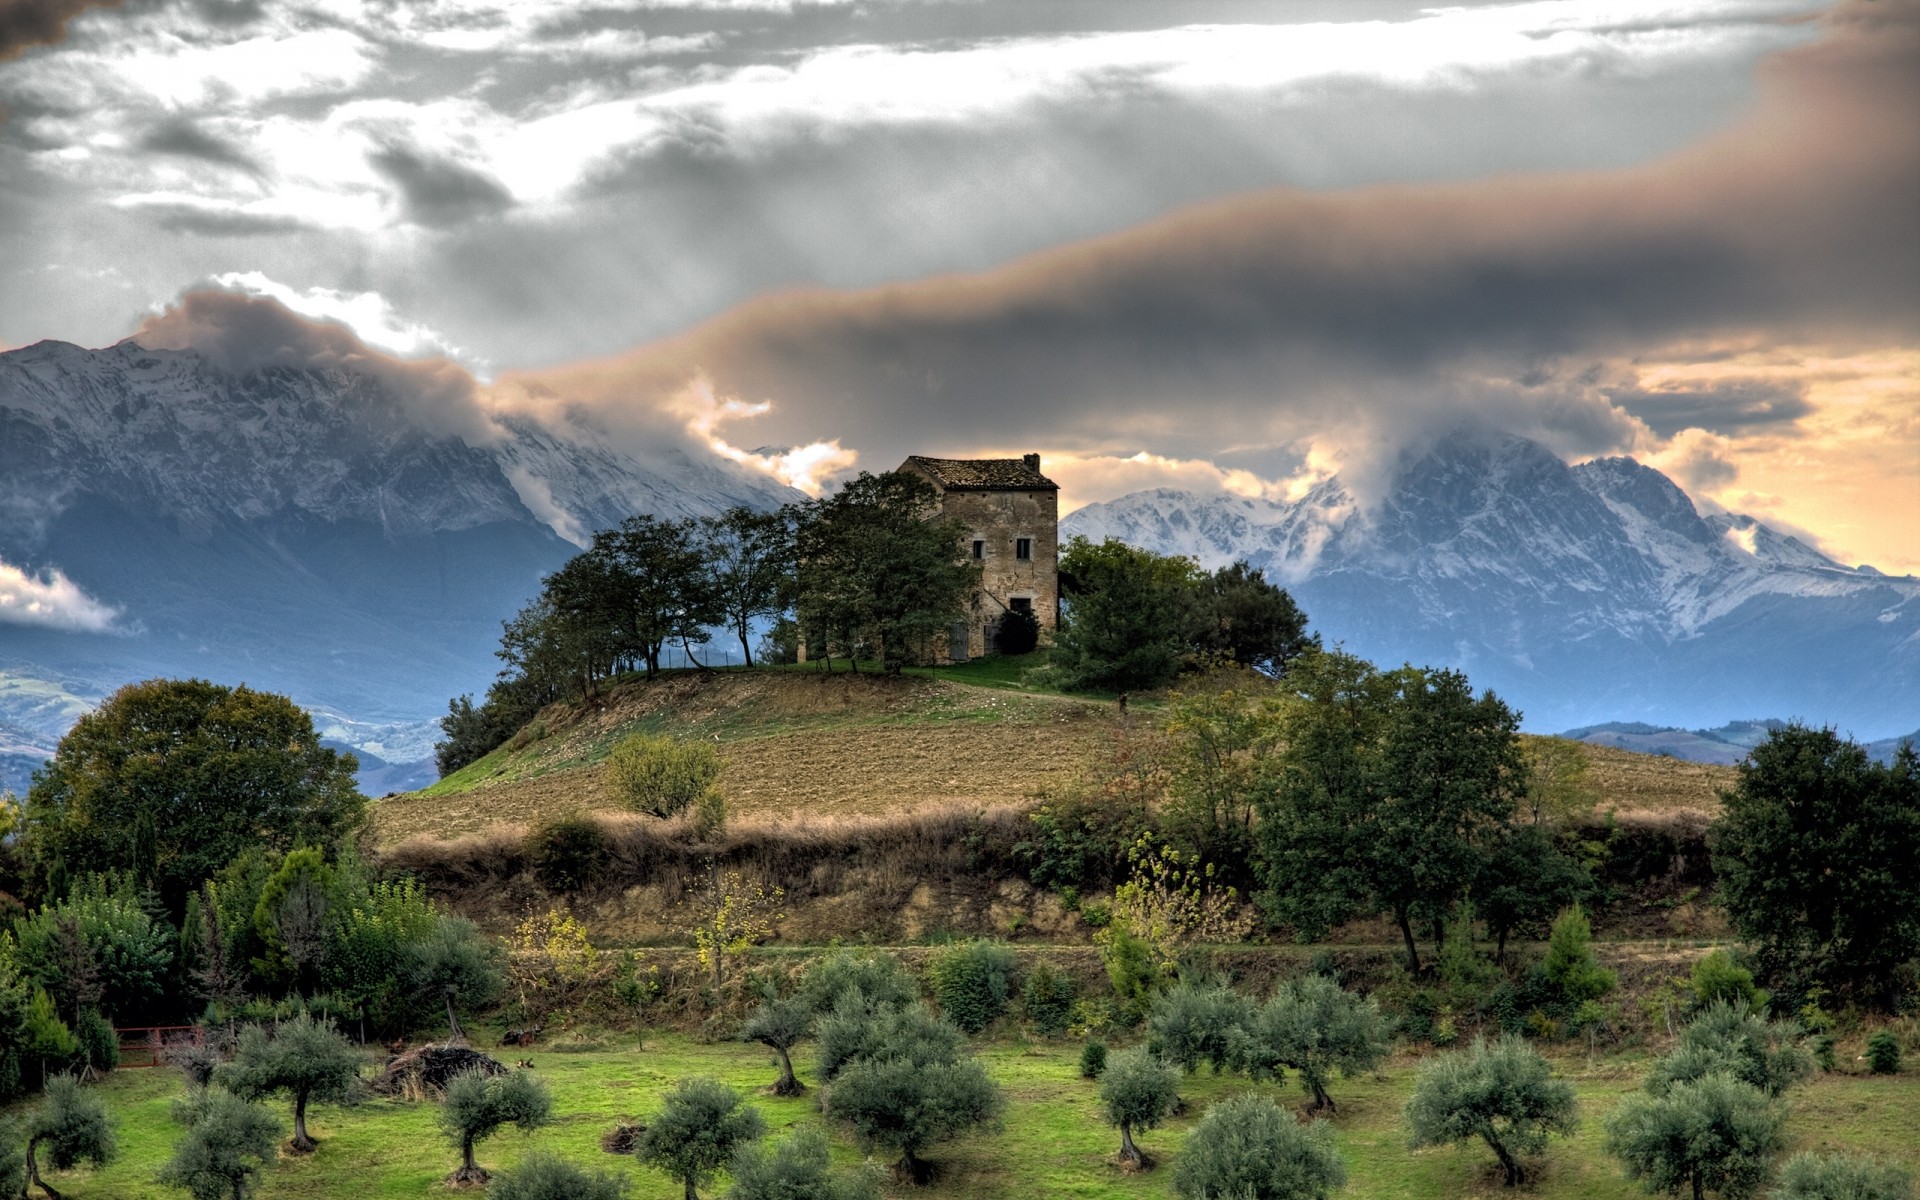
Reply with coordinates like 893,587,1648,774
899,453,1059,660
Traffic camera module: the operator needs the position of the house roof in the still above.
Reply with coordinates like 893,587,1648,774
901,455,1059,491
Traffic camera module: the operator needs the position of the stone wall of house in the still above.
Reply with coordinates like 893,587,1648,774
938,485,1058,658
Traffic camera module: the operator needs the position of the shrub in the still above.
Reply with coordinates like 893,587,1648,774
1096,925,1159,1023
633,1078,765,1200
729,1127,883,1200
1237,974,1390,1113
1605,1073,1783,1200
1098,1046,1179,1168
995,607,1040,655
441,1068,553,1185
406,914,505,1042
1542,905,1616,1008
22,1075,116,1197
1172,1094,1345,1200
824,1055,1002,1184
1691,949,1767,1014
1648,1002,1812,1098
217,1014,360,1153
1406,1035,1578,1187
1865,1031,1901,1074
157,1087,281,1200
1020,962,1078,1037
1147,981,1251,1075
489,1152,628,1200
927,941,1016,1035
798,951,918,1015
606,733,723,819
72,1009,118,1074
1772,1152,1914,1200
12,876,174,1023
1081,1039,1108,1079
523,814,608,892
816,1002,964,1084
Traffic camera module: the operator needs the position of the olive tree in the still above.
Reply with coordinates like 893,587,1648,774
819,1003,1002,1184
490,1152,628,1200
1172,1095,1345,1200
217,1015,359,1153
1605,1073,1785,1200
634,1077,765,1200
1098,1047,1180,1169
1647,1003,1811,1100
729,1128,883,1200
741,994,814,1097
440,1068,552,1185
23,1076,117,1200
1771,1152,1913,1200
157,1088,282,1200
1238,974,1390,1113
1146,981,1252,1075
1405,1036,1578,1187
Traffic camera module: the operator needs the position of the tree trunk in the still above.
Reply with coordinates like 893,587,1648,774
292,1091,314,1151
773,1046,803,1096
1482,1133,1522,1186
1495,926,1509,966
1693,1176,1705,1200
447,1134,490,1185
1310,1078,1336,1113
1118,1121,1144,1168
685,1178,700,1200
1397,911,1423,975
27,1134,63,1200
446,992,466,1043
737,622,753,669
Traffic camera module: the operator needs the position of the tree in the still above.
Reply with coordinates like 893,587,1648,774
1237,974,1390,1113
1194,560,1316,675
439,1067,552,1185
1146,981,1252,1075
20,679,365,915
1162,688,1274,867
824,1054,1002,1184
505,908,600,1027
1771,1152,1914,1200
1051,536,1202,692
217,1014,359,1153
608,733,724,819
701,507,795,668
1710,727,1920,1005
1605,1073,1785,1200
815,1002,964,1084
634,1077,765,1200
0,1118,23,1200
1098,1046,1179,1169
1171,1094,1345,1200
251,846,337,994
1405,1035,1578,1186
1541,905,1617,1008
157,1087,282,1200
728,1128,882,1200
491,1152,629,1200
592,514,719,676
23,1075,116,1200
406,914,504,1042
1646,1003,1811,1100
926,940,1016,1035
685,870,784,988
797,950,918,1016
740,994,813,1096
1475,823,1592,965
13,873,174,1025
794,471,977,673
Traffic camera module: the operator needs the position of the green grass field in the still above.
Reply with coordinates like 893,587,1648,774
28,1030,1915,1199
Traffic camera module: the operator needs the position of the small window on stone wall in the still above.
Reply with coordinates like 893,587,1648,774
972,539,985,560
1015,537,1032,560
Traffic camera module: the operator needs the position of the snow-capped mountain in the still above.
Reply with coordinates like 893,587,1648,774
1064,432,1919,737
0,338,796,781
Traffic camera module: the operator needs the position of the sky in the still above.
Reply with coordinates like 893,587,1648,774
2,0,1916,573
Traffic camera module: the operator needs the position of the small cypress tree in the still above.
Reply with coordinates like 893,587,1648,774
1098,1047,1179,1169
926,941,1016,1035
1406,1036,1578,1186
1865,1031,1901,1075
1019,961,1078,1038
217,1014,359,1153
439,1068,551,1185
157,1087,282,1200
633,1077,765,1200
1542,905,1616,1008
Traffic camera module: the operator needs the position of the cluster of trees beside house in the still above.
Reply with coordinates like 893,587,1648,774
437,469,1313,775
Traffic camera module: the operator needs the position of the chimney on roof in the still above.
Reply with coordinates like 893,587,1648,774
1023,453,1040,472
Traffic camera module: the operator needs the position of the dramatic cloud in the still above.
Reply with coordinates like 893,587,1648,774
0,556,118,631
0,0,119,62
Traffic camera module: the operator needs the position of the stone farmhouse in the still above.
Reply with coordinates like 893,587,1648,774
899,453,1060,661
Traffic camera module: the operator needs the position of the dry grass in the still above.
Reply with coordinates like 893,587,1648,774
1579,742,1735,817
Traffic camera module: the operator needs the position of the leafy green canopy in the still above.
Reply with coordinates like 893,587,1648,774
21,679,364,913
1098,1046,1179,1167
1237,974,1390,1113
489,1153,629,1200
926,940,1015,1035
1171,1094,1345,1200
217,1014,359,1152
1647,1002,1812,1099
440,1068,552,1183
729,1128,882,1200
157,1088,282,1200
633,1077,764,1200
1771,1152,1914,1200
1605,1072,1785,1200
1710,726,1920,1006
1405,1035,1578,1186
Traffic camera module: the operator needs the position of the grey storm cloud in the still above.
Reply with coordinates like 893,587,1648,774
500,0,1920,481
1606,380,1815,439
141,204,312,237
368,143,515,229
137,118,262,175
0,0,120,62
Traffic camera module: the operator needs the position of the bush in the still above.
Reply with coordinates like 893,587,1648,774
1147,981,1251,1075
1605,1072,1783,1200
1237,974,1390,1113
523,814,608,892
729,1127,882,1200
633,1078,765,1199
1406,1036,1578,1187
1648,1001,1812,1098
1865,1031,1901,1074
12,876,175,1023
606,733,723,819
1099,1046,1179,1168
1691,949,1767,1014
995,607,1040,655
1172,1094,1345,1200
1020,962,1078,1038
824,1055,1002,1184
798,951,918,1016
1542,905,1616,1008
816,1002,963,1084
157,1088,281,1200
1082,1036,1113,1082
72,1009,118,1074
489,1152,628,1200
927,941,1016,1035
1772,1152,1914,1200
